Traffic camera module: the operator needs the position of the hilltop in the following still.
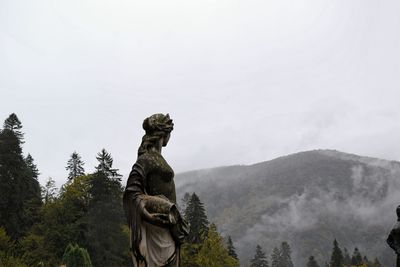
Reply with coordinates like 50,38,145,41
176,150,400,266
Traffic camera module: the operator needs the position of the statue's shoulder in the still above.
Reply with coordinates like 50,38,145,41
136,151,160,171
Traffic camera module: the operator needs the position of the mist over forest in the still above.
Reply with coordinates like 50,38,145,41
176,150,400,266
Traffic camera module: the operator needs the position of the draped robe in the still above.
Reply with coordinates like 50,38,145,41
123,151,184,267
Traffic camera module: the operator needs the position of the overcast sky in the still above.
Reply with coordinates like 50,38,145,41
1,0,400,187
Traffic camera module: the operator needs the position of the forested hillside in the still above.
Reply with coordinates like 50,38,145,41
176,150,399,266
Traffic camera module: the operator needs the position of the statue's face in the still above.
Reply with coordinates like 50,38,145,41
162,132,171,147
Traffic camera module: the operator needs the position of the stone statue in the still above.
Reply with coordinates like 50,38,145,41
387,205,400,267
123,113,188,267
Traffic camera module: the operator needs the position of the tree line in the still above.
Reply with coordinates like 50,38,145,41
246,238,383,267
0,113,128,266
0,113,239,267
0,113,387,267
327,239,382,267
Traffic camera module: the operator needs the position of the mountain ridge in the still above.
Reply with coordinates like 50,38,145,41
175,149,400,266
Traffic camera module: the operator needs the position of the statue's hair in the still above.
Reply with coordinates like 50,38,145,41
138,113,174,156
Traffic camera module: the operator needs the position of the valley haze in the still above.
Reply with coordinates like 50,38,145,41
175,149,400,266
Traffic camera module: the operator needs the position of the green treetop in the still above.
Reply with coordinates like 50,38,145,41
66,151,85,181
86,149,127,267
251,244,269,267
185,192,209,244
3,113,23,140
227,236,238,260
195,224,239,267
329,239,344,267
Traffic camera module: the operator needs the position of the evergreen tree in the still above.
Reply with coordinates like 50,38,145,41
185,192,209,244
307,256,320,267
24,174,93,266
62,243,92,267
227,236,238,260
280,241,293,267
251,244,269,267
343,248,351,267
351,247,363,267
25,154,39,179
3,113,23,140
22,154,42,228
95,149,119,179
66,151,85,180
195,224,239,267
329,239,344,267
271,246,281,267
0,227,27,266
41,177,58,204
180,192,191,215
86,149,127,267
181,193,209,267
0,114,41,239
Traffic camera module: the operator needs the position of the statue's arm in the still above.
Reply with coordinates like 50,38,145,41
124,158,169,227
125,161,146,197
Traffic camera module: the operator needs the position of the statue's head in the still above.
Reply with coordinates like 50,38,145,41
397,205,400,219
138,113,174,155
142,113,174,135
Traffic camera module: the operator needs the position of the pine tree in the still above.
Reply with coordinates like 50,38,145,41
280,241,293,267
180,192,191,215
251,244,269,267
86,149,127,267
195,224,239,267
307,256,320,267
3,113,23,140
66,151,85,181
271,246,281,267
41,177,58,204
351,247,363,267
0,114,41,239
95,149,119,179
25,154,39,179
227,236,238,260
22,153,42,229
181,193,209,267
329,239,344,267
185,192,209,244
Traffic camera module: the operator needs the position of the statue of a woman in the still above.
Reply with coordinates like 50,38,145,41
123,113,188,267
387,205,400,267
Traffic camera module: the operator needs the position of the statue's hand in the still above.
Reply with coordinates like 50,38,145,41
142,207,170,227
